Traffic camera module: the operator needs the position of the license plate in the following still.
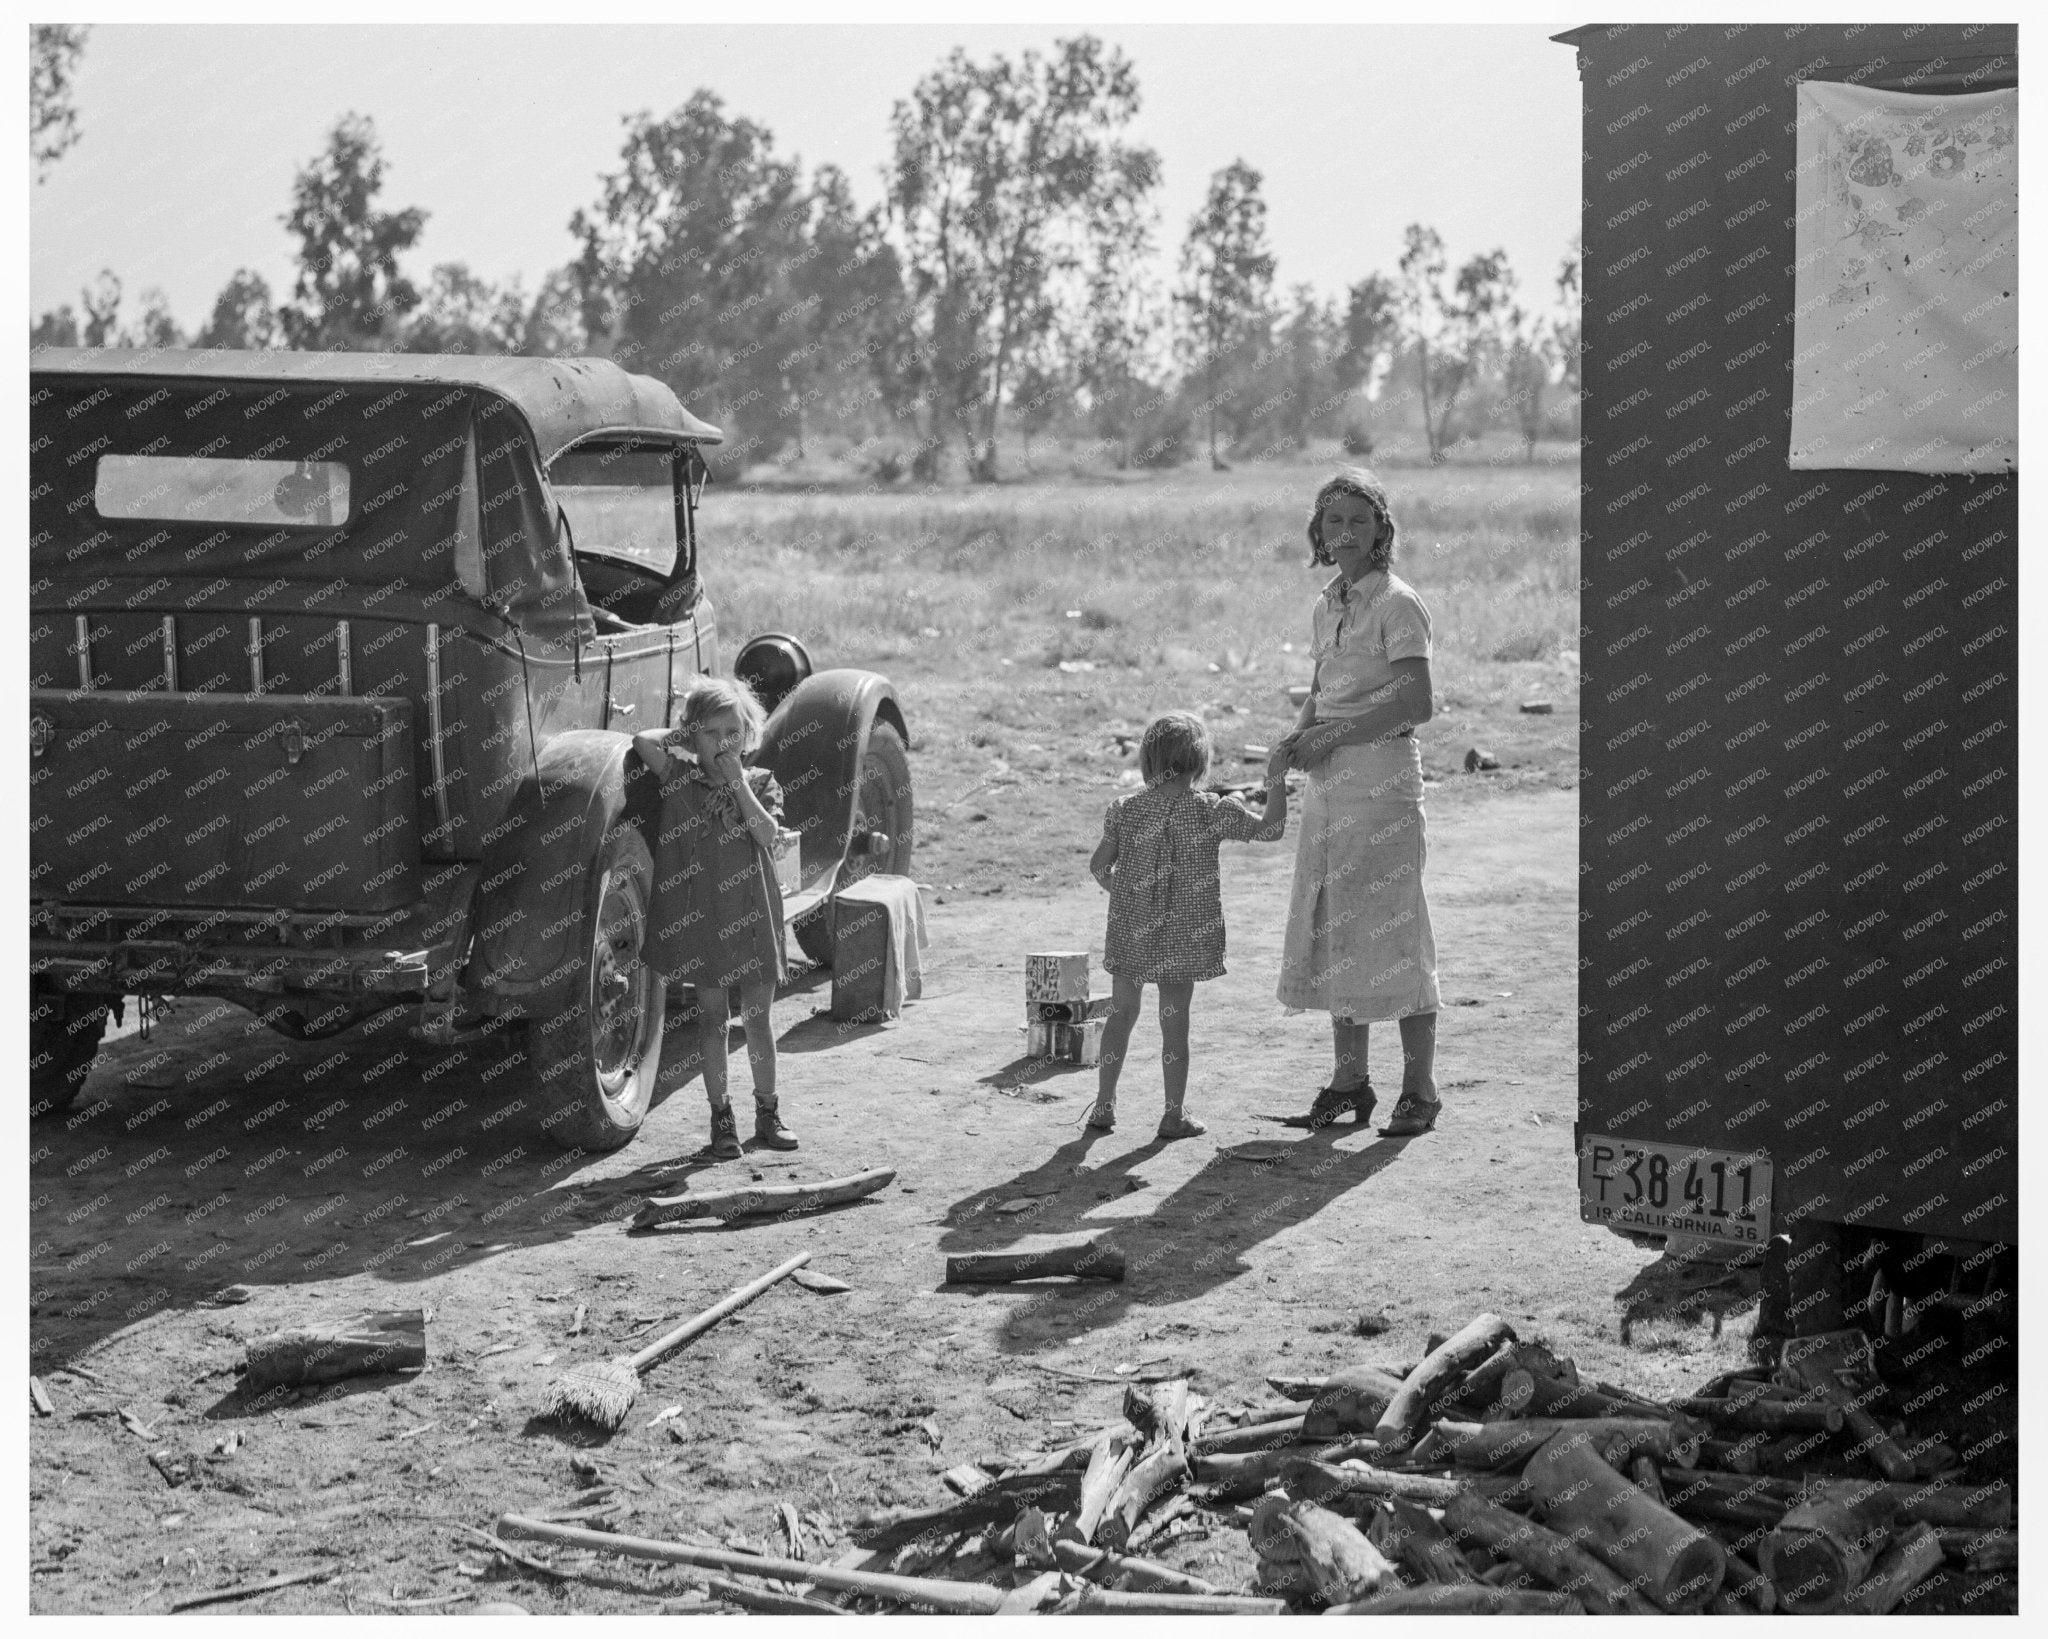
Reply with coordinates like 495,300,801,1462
1579,1135,1773,1245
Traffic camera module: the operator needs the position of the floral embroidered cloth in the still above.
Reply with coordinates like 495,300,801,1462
1789,80,2016,473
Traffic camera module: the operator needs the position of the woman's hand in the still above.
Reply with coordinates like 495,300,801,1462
1291,725,1336,771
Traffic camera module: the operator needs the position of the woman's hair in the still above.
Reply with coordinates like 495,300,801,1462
1307,466,1398,571
1140,711,1212,786
676,674,767,752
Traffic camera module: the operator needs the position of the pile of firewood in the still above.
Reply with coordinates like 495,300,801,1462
487,1315,2014,1615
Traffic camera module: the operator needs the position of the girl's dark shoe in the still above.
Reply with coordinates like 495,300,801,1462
1281,1079,1376,1129
753,1097,799,1151
1380,1094,1441,1136
707,1102,743,1160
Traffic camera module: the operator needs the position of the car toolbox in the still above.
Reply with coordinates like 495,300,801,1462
31,690,419,913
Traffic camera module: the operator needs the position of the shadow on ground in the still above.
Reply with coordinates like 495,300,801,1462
936,1122,1421,1353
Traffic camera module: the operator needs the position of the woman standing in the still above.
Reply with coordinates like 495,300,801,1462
1271,469,1441,1136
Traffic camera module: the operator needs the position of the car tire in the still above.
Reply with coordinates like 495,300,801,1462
795,721,915,968
524,823,665,1153
31,986,109,1117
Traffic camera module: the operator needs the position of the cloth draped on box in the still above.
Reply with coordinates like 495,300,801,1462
1277,567,1439,1022
1789,80,2016,474
831,874,927,1018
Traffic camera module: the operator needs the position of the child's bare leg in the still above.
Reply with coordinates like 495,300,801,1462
1157,981,1195,1115
735,979,777,1102
696,983,732,1108
1092,975,1143,1125
1156,981,1205,1138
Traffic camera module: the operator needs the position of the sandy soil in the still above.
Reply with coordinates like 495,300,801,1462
32,778,1776,1614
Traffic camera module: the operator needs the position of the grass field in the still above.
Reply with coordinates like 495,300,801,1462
701,443,1583,897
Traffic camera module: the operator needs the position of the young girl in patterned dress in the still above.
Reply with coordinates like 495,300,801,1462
632,677,795,1161
1088,712,1290,1140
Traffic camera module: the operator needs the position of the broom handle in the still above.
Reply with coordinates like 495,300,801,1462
628,1250,812,1371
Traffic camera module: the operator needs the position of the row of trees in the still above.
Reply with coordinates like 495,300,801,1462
32,33,1581,474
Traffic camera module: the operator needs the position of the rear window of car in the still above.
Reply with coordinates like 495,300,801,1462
550,448,677,577
95,454,351,529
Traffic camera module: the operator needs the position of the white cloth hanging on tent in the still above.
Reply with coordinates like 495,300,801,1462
1788,79,2016,474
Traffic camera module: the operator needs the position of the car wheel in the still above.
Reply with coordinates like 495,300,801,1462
31,986,109,1117
795,721,915,967
524,823,665,1153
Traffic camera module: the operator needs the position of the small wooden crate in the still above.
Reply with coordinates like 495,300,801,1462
1024,951,1090,1003
1026,1016,1107,1066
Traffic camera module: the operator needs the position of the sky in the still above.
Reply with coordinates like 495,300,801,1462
30,23,1583,335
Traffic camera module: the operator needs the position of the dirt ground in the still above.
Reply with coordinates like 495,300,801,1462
32,769,1783,1615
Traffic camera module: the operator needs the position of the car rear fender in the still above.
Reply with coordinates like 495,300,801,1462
756,668,906,887
464,729,658,1001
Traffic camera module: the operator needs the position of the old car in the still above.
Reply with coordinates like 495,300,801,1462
30,348,912,1151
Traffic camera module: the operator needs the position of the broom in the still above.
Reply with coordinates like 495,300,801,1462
545,1250,811,1430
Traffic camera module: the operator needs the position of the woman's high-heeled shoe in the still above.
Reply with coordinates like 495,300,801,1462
1380,1093,1441,1136
1281,1079,1376,1129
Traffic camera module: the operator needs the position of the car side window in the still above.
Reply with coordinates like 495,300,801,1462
548,444,693,629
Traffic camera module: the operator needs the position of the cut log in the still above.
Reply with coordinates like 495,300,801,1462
943,1238,1123,1284
1503,1367,1671,1421
1097,1444,1187,1551
1695,1434,1766,1473
1430,1416,1697,1472
1379,1495,1479,1585
1189,1445,1314,1503
1844,1522,1943,1615
1277,1498,1399,1604
1074,1431,1135,1543
1326,1585,1583,1614
1192,1415,1304,1456
1776,1344,1914,1482
1123,1378,1201,1453
1063,1587,1287,1616
1253,1554,1318,1602
852,1468,1080,1551
1629,1452,1667,1508
1267,1373,1326,1401
1662,1469,2008,1529
1249,1491,1299,1561
1282,1457,1474,1509
1758,1480,1899,1614
496,1516,1007,1612
1303,1364,1407,1441
1961,1529,2017,1573
705,1574,848,1615
1525,1429,1724,1613
1374,1313,1515,1450
1443,1340,1521,1417
1722,1549,1775,1614
1442,1490,1655,1615
995,1571,1065,1613
630,1167,896,1230
240,1309,425,1393
1670,1393,1843,1434
1042,1535,1218,1595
